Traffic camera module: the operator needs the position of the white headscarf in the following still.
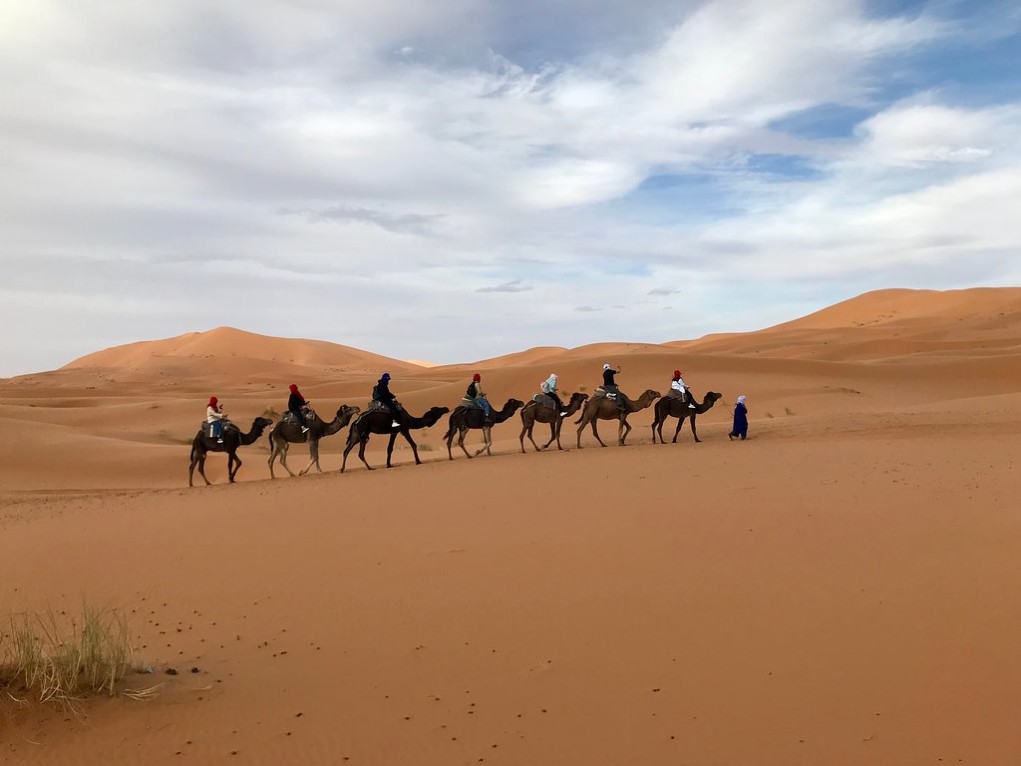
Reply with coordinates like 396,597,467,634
603,363,611,370
737,395,746,404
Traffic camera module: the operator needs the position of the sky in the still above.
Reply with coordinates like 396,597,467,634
1,0,1020,375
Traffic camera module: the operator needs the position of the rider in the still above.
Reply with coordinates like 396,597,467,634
466,373,492,417
670,370,697,409
601,363,625,410
206,396,227,443
287,383,310,434
373,372,401,428
541,373,567,416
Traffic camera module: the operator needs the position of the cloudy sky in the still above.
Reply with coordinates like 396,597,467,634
2,0,1019,375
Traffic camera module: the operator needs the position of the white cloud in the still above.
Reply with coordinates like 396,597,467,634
0,1,1018,375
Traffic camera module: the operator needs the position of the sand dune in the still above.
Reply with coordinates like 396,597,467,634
3,288,1021,764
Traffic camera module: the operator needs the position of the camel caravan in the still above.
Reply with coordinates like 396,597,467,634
188,367,732,486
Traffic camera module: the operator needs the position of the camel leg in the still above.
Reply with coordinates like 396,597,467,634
590,418,607,448
672,415,685,443
229,452,242,483
446,429,456,461
519,424,530,453
340,437,355,473
473,426,490,457
576,415,587,449
620,417,631,446
458,428,472,459
690,415,701,443
279,442,297,478
267,442,277,479
358,437,374,471
402,429,422,465
197,455,211,486
299,439,318,475
541,421,556,450
188,451,200,487
553,419,564,451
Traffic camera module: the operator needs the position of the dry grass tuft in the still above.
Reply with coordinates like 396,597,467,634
0,605,144,711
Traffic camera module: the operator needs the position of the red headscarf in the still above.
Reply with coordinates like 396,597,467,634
672,370,681,380
208,396,219,408
288,384,299,393
472,373,481,382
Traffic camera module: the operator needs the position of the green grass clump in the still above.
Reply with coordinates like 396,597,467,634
1,605,144,710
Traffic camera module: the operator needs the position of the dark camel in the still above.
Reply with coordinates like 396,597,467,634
518,392,589,453
188,417,273,487
575,389,660,448
651,390,724,444
267,404,360,478
444,399,525,460
341,406,449,473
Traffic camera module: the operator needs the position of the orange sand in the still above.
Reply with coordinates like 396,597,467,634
1,288,1020,764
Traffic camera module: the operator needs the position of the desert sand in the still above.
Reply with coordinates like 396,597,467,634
2,287,1020,764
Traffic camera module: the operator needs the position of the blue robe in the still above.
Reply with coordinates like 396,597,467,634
731,402,748,437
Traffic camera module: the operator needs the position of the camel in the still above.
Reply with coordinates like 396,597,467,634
340,405,449,473
188,417,274,487
518,392,589,453
267,404,360,478
651,390,724,444
575,389,660,448
444,399,525,460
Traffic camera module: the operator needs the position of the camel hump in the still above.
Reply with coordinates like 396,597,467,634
533,393,556,410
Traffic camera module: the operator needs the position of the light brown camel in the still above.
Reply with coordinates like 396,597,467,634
651,390,723,444
443,398,525,460
188,417,273,487
341,406,449,473
267,404,360,478
575,389,660,448
519,392,588,453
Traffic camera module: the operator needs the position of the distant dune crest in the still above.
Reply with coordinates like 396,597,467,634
52,287,1021,378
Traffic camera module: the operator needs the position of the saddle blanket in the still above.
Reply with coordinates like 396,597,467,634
533,393,556,410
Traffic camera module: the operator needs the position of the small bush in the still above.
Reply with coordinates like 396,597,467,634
784,407,795,416
1,605,148,711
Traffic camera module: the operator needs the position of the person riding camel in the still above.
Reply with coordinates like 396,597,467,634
670,370,697,409
206,396,228,443
601,363,625,410
541,373,567,416
287,383,310,434
466,373,492,417
373,373,401,428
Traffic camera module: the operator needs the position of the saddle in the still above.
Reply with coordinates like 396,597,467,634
281,407,314,425
202,420,235,438
533,393,556,410
460,397,487,410
593,386,618,401
356,400,401,425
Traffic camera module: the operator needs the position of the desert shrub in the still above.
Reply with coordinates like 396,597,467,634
1,605,151,710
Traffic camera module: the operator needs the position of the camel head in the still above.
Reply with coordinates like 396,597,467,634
568,392,589,407
334,404,360,424
502,398,525,414
704,391,723,406
252,416,274,434
639,389,661,405
423,406,451,426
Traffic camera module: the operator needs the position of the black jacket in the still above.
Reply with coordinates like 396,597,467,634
287,392,306,413
374,379,395,403
602,368,618,387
